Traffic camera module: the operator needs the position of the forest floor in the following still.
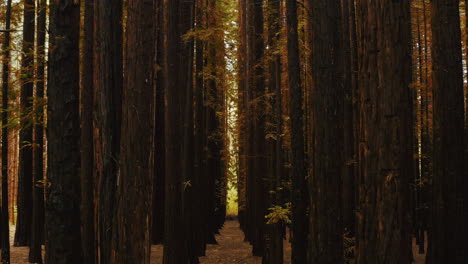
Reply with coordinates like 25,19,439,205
10,220,425,264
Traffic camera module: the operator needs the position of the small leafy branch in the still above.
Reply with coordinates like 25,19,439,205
265,203,291,225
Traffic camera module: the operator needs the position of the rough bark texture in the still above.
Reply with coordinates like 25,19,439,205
15,0,35,247
341,0,356,237
111,0,154,262
1,0,12,262
46,1,82,263
308,0,344,263
29,0,46,262
286,0,308,263
81,0,96,263
263,0,283,263
193,0,206,254
151,0,165,245
163,0,195,262
237,0,248,235
429,0,467,262
94,0,123,262
250,0,266,257
355,1,413,263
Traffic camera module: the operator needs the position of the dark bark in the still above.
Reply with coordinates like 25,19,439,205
81,0,95,263
151,0,165,245
15,0,35,247
263,0,283,263
164,0,196,261
1,0,12,262
46,0,82,263
205,0,226,245
250,0,266,256
194,2,206,254
308,0,344,263
341,0,356,237
182,0,196,260
111,0,154,262
94,0,123,262
429,0,467,262
286,0,308,263
237,0,248,234
355,0,413,263
29,0,46,262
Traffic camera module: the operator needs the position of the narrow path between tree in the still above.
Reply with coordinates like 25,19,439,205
152,220,291,264
11,221,426,264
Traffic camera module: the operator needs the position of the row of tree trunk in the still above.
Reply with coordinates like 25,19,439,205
1,0,229,263
236,0,468,263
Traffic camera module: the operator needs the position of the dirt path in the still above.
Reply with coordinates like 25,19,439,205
152,220,291,264
11,221,425,264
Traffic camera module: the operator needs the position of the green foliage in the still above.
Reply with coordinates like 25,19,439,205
265,203,291,225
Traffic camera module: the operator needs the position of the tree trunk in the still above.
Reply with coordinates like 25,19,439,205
308,0,344,263
237,0,248,234
341,0,356,238
263,0,283,263
81,0,95,263
94,0,123,262
46,0,82,263
1,0,12,262
15,0,35,247
111,0,154,262
29,0,46,262
151,0,165,245
163,0,196,262
286,0,308,263
429,0,467,262
355,1,413,263
250,0,266,256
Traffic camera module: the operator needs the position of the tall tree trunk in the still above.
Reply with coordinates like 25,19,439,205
151,0,165,245
163,0,195,262
341,0,356,238
308,0,344,263
249,0,266,256
429,0,467,262
1,0,12,262
263,0,283,263
29,0,46,262
94,0,123,262
286,0,308,263
46,0,82,263
349,0,359,243
194,8,206,257
237,0,248,234
111,0,154,262
81,0,95,263
15,0,35,247
355,1,413,263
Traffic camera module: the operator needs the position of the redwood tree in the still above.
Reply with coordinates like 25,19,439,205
286,0,308,263
355,0,413,263
263,0,283,262
94,0,123,262
46,0,82,263
29,0,46,262
15,0,35,246
151,0,165,245
164,0,194,262
429,0,467,262
81,0,96,263
307,0,344,262
1,0,13,262
112,0,154,262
